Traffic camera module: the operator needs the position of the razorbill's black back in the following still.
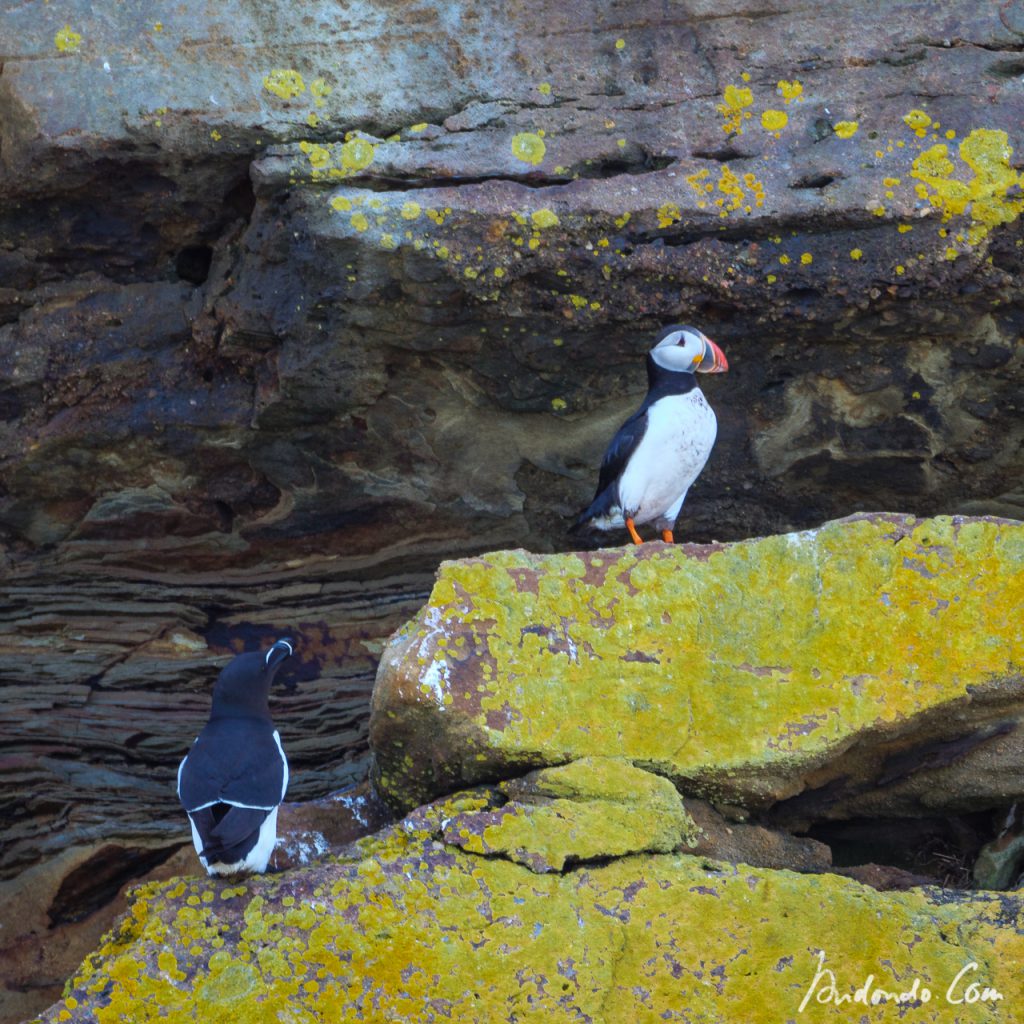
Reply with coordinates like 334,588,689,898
573,324,728,545
177,639,293,875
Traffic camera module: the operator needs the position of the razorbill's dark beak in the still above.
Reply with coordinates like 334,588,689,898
697,338,729,374
265,638,294,671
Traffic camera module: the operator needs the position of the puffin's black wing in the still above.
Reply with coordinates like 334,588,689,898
178,718,286,812
573,408,649,527
596,408,648,497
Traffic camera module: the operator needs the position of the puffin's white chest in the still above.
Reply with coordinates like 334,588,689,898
616,390,717,524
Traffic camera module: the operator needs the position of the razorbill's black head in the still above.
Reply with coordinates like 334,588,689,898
178,638,294,876
211,639,293,720
573,323,728,545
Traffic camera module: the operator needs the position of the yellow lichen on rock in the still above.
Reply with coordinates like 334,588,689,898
910,130,1023,246
718,84,754,134
54,25,82,52
444,758,699,871
372,515,1024,812
777,79,803,103
656,202,681,227
50,813,1024,1023
511,132,546,165
339,137,375,173
263,69,306,100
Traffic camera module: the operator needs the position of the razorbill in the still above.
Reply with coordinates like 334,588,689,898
177,639,293,875
573,324,728,544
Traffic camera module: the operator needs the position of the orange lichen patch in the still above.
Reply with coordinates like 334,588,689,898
717,84,754,134
833,121,858,139
761,109,788,132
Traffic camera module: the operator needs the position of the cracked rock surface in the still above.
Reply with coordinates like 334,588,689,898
34,784,1024,1024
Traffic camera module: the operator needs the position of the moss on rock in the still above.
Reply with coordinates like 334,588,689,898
371,514,1024,813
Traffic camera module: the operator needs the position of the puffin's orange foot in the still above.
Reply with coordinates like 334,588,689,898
625,517,642,545
661,529,674,544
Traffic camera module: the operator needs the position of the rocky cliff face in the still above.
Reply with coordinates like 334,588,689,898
26,512,1024,1023
33,796,1024,1024
2,0,1023,569
3,1,1024,1018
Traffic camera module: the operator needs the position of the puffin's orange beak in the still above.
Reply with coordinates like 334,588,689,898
698,338,729,373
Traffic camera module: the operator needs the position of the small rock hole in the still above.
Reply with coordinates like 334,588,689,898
790,173,836,190
175,244,213,285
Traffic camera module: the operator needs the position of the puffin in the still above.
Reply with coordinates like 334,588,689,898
177,639,293,875
573,324,728,544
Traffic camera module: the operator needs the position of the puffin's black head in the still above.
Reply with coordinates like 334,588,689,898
649,324,729,375
211,639,293,720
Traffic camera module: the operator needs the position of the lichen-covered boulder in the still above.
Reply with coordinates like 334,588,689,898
371,514,1024,818
439,757,700,872
38,790,1024,1024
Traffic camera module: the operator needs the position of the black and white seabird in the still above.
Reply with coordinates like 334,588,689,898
573,324,728,545
177,639,293,875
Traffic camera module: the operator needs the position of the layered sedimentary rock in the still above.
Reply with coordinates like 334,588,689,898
2,1,1024,571
25,511,1024,1023
372,514,1024,818
4,2,1024,1018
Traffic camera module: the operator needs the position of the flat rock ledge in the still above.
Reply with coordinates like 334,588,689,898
34,783,1024,1024
371,513,1024,824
